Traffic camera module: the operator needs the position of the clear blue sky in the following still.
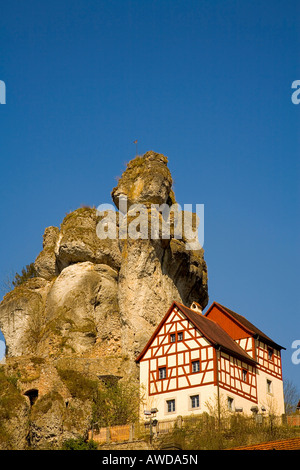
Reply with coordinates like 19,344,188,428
0,1,299,391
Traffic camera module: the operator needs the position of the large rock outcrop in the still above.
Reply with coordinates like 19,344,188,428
0,151,208,449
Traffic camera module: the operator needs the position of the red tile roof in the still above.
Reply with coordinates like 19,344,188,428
229,437,300,450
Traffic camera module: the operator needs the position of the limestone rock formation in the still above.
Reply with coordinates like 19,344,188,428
111,151,175,209
0,151,208,449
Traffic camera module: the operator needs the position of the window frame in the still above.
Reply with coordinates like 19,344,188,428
189,394,200,410
242,368,248,382
266,378,273,395
227,396,234,411
158,367,167,380
177,331,183,341
191,359,200,373
169,331,184,343
267,347,274,361
166,399,176,414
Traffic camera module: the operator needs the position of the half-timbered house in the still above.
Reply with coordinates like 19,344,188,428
136,301,285,421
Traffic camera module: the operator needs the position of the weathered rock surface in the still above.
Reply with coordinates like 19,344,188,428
40,261,121,360
0,277,51,357
34,226,60,280
111,151,175,209
0,151,208,449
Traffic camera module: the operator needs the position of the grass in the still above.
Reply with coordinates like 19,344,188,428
156,413,300,450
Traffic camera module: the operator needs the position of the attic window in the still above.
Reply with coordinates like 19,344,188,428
24,389,39,406
170,332,183,343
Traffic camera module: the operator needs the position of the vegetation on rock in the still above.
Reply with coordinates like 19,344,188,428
61,436,98,450
91,377,140,428
12,263,38,288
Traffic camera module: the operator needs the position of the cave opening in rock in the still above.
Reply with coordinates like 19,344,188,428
24,389,39,406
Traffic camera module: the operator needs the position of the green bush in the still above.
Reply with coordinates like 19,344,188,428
157,412,300,450
0,369,25,420
92,378,140,428
61,437,98,450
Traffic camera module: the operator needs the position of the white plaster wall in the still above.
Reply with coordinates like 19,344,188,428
141,383,216,421
140,359,284,422
256,369,285,415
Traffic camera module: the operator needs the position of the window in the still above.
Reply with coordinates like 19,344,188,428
268,348,273,361
227,397,234,411
191,360,200,373
166,399,175,413
242,369,248,382
190,395,200,409
267,379,272,394
158,367,166,379
170,332,183,342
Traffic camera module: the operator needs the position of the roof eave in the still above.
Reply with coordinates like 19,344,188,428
253,333,286,351
216,344,258,367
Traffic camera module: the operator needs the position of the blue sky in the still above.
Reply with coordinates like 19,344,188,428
0,1,299,391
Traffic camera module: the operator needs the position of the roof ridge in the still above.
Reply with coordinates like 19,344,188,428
215,302,248,320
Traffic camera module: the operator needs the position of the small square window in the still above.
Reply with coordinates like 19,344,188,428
177,332,183,341
159,367,166,379
190,395,200,409
191,360,200,373
170,334,176,343
166,399,175,413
